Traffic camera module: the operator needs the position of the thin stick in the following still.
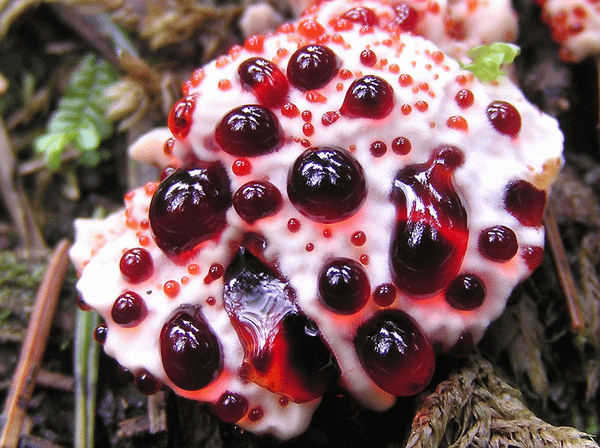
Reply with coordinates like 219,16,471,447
0,116,45,249
0,240,71,448
544,209,585,332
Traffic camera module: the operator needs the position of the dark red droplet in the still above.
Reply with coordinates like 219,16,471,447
455,89,474,108
354,309,435,396
119,248,154,283
522,245,544,271
340,75,395,119
478,226,518,262
445,274,486,310
94,323,107,344
233,180,283,223
486,101,521,136
213,392,249,423
370,140,387,157
168,96,196,139
238,57,289,107
215,105,283,157
504,180,546,227
342,7,380,26
111,291,147,327
149,162,232,257
373,283,397,307
391,137,411,155
318,258,370,314
287,146,367,223
160,310,222,391
135,369,162,395
360,49,377,67
287,45,339,91
248,407,264,422
390,146,468,296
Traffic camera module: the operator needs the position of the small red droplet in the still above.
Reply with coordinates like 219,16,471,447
415,100,429,112
303,122,315,136
455,89,474,108
248,406,264,422
204,263,224,284
287,218,301,233
306,242,314,252
207,296,216,306
218,79,231,90
360,49,377,67
351,231,367,246
373,283,397,307
447,115,468,131
400,104,412,115
168,96,196,139
281,102,300,118
188,264,200,275
301,110,312,122
359,254,369,265
398,74,413,87
244,34,264,52
391,136,411,155
323,228,332,238
370,141,387,157
321,111,341,126
298,19,325,39
232,158,252,176
164,280,180,298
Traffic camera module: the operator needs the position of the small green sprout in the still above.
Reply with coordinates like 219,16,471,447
460,43,520,82
34,54,118,170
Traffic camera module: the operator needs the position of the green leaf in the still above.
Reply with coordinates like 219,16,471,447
460,43,520,82
34,53,118,169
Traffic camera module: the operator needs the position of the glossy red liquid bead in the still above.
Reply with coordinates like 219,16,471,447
445,274,486,310
504,179,546,227
215,105,283,157
149,162,232,257
119,247,154,283
373,283,396,307
94,323,107,344
233,180,283,223
486,101,521,137
287,45,339,91
135,369,162,395
287,146,367,223
341,75,395,119
160,310,222,391
111,291,148,327
342,7,380,26
168,96,196,139
390,146,468,296
354,309,435,396
318,257,370,314
478,225,518,262
238,57,289,108
214,392,249,423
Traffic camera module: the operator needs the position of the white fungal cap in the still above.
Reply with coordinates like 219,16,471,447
70,0,562,440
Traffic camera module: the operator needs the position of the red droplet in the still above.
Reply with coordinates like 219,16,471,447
120,248,154,283
373,283,397,307
341,75,395,119
478,226,518,262
487,101,521,136
455,89,474,108
522,245,544,271
360,49,377,67
297,19,325,39
168,96,196,139
351,231,367,246
112,291,147,327
213,392,248,423
504,180,546,227
391,136,411,155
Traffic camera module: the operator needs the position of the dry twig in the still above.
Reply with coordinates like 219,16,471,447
0,240,71,448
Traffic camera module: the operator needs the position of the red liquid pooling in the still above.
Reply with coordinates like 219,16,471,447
119,248,154,283
149,162,232,257
214,392,249,423
168,96,196,139
287,146,367,223
486,101,521,137
223,248,339,402
342,7,380,26
160,309,222,391
354,309,435,396
238,57,289,108
390,145,468,296
215,105,283,157
504,179,546,227
445,274,486,310
341,75,395,119
318,257,370,314
111,291,147,327
478,225,518,262
233,180,283,223
287,45,339,91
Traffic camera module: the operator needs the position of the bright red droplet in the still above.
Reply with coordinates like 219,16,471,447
168,96,196,139
354,309,435,396
390,146,468,296
238,57,289,107
341,75,395,119
487,101,521,136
